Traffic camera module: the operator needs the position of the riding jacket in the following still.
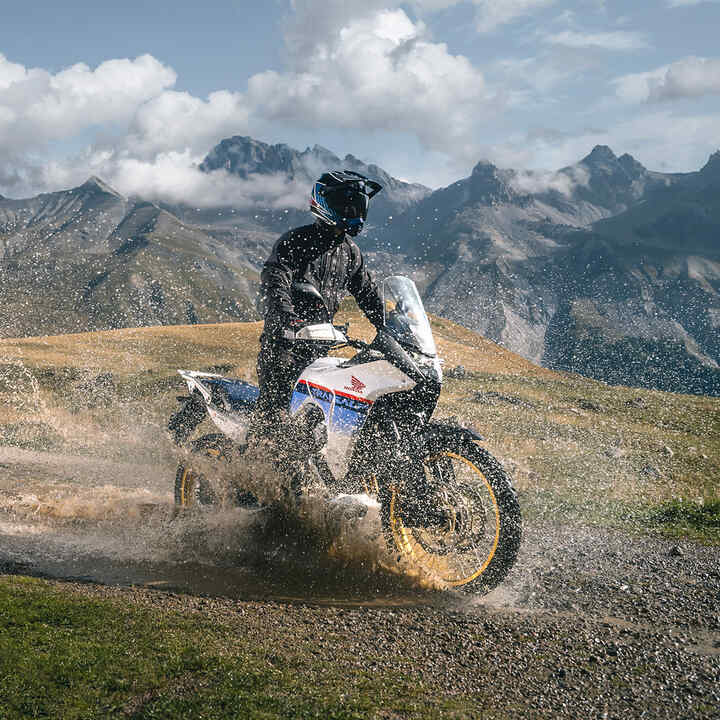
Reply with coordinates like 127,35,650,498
259,223,385,337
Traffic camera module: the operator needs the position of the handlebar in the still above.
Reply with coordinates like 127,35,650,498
334,337,370,351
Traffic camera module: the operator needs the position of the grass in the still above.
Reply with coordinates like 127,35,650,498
0,308,718,540
644,498,720,544
0,576,477,720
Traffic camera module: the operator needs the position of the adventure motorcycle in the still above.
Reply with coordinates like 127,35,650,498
168,276,522,594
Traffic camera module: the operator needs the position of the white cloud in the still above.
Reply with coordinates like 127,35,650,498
0,54,177,150
666,0,720,6
543,30,649,50
126,89,248,158
29,148,308,210
0,53,254,202
473,0,557,33
614,57,720,103
248,9,491,160
509,165,590,195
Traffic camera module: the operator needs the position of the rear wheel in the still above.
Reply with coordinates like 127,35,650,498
174,463,216,507
383,434,521,594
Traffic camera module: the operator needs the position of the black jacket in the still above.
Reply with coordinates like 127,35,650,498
259,223,384,337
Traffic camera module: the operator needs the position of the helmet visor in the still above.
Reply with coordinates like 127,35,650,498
324,186,369,221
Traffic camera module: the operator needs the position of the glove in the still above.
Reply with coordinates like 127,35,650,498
282,316,308,340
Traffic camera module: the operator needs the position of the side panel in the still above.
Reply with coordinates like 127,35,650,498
290,358,414,485
292,359,412,437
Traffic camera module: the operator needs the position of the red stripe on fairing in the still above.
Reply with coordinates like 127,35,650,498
302,379,373,405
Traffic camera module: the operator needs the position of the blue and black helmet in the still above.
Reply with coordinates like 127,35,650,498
310,170,383,236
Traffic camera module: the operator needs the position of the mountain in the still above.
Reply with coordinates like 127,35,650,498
0,138,431,340
0,179,260,338
1,138,718,396
371,145,719,395
543,152,720,395
195,135,431,230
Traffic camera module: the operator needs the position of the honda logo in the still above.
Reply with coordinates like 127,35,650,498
344,375,366,393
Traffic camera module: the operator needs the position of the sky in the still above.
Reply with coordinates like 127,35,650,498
1,0,719,204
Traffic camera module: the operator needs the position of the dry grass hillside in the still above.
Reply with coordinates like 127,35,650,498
1,305,718,541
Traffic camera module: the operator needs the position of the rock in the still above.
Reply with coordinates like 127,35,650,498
662,445,674,458
578,399,604,412
669,545,684,557
446,365,468,379
640,465,661,479
625,397,646,408
473,391,536,409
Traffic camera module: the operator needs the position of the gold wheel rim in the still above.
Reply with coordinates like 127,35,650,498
362,474,380,495
179,467,197,507
389,451,500,587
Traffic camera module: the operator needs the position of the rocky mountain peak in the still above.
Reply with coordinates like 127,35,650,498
699,150,720,182
617,153,647,179
199,135,299,178
583,145,617,164
471,159,498,175
469,160,514,204
80,176,124,198
197,134,430,216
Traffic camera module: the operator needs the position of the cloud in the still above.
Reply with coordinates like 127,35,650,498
614,57,720,103
29,148,308,210
0,52,255,203
0,54,177,150
543,30,649,50
666,0,720,6
509,165,590,196
473,0,557,33
248,9,491,160
126,89,248,158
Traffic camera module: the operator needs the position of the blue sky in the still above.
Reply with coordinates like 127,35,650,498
1,0,719,202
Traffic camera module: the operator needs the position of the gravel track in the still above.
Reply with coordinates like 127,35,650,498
2,519,718,719
1,445,718,718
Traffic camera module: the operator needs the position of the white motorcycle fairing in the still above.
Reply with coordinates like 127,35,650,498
290,358,416,436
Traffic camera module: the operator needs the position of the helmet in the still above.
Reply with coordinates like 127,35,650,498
310,170,383,236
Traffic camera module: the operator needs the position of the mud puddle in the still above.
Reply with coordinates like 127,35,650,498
0,445,451,607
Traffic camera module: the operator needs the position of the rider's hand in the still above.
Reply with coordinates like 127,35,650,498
282,315,309,340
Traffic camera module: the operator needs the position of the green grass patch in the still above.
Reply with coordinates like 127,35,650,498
519,488,720,545
645,499,720,544
0,576,480,720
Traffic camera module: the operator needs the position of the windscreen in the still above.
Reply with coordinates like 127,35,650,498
382,276,437,356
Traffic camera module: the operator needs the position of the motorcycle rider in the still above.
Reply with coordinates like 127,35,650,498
252,170,386,434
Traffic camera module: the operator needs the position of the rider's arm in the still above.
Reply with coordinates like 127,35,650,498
260,232,299,325
347,242,385,329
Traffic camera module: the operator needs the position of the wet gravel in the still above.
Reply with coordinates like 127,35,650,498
6,521,718,720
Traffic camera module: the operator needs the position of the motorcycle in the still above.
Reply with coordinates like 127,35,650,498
168,275,522,594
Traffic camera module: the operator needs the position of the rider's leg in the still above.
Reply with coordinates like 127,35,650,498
251,335,308,437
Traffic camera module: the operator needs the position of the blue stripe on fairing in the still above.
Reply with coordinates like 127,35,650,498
289,380,310,414
331,400,369,435
205,378,260,410
290,380,370,437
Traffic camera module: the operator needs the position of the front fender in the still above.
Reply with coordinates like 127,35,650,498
419,420,486,454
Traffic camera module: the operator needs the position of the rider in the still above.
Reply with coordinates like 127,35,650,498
253,170,386,429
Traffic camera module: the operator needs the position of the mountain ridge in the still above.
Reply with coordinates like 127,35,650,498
1,137,719,395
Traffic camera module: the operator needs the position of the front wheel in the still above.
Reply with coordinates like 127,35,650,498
383,433,522,595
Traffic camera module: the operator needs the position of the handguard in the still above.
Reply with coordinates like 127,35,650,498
283,323,348,343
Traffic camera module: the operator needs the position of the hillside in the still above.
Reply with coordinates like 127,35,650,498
1,312,717,528
1,317,718,719
0,179,260,338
